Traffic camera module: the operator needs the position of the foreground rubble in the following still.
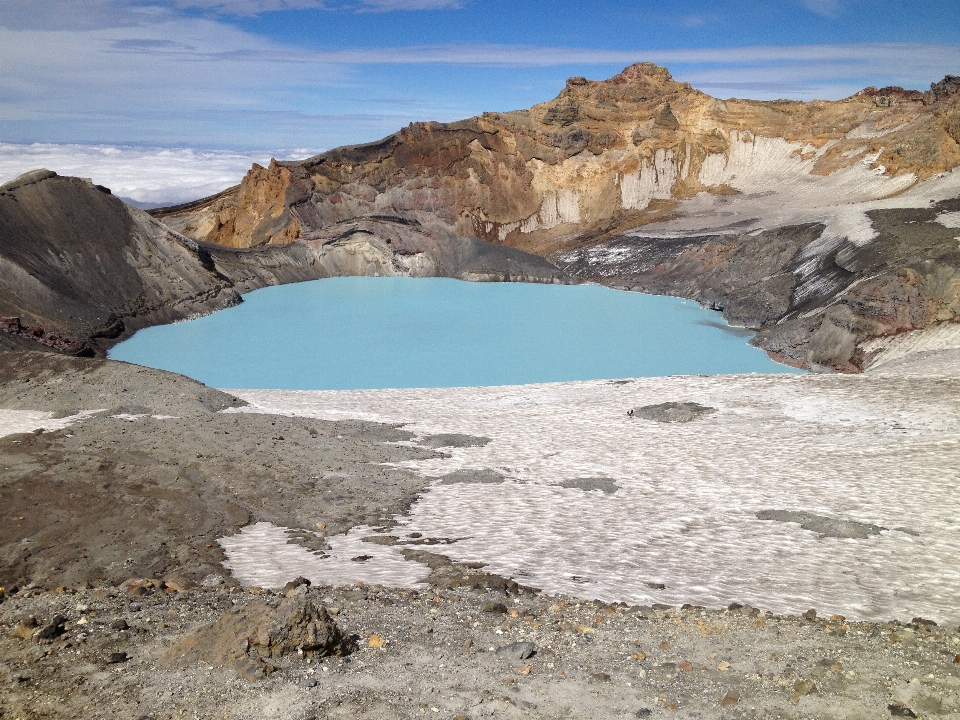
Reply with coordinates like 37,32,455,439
2,574,960,720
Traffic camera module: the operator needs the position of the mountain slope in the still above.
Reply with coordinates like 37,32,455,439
0,171,564,355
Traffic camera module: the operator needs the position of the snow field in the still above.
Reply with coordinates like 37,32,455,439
220,368,960,623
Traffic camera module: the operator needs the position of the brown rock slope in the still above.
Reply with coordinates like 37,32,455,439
0,170,565,356
154,64,960,255
155,64,960,370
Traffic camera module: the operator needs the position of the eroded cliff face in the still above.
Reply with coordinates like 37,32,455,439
155,64,960,253
152,64,960,371
0,171,565,356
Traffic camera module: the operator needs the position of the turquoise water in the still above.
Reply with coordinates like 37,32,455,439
110,277,801,389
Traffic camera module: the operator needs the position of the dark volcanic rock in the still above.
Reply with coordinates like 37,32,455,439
437,468,506,485
756,510,887,539
561,200,960,371
628,402,717,423
419,433,492,449
558,477,619,494
0,170,240,355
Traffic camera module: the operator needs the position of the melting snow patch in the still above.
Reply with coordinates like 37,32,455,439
0,409,98,439
219,521,431,590
936,211,960,228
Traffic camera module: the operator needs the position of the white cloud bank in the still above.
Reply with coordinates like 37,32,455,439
0,142,320,205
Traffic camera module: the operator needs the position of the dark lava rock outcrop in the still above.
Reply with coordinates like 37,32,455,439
628,402,718,423
0,170,240,355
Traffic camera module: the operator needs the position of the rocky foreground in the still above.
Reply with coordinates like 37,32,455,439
2,567,960,720
2,349,960,719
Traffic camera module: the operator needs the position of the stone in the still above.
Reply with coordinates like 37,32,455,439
106,651,129,664
721,690,740,707
627,402,717,423
482,602,508,614
368,635,386,649
558,477,619,495
419,433,491,449
438,468,505,486
35,616,66,642
591,672,611,682
10,621,37,640
283,577,311,594
162,597,350,680
757,510,886,539
110,619,129,631
635,710,652,718
496,642,536,660
654,103,681,130
888,705,919,718
298,678,318,688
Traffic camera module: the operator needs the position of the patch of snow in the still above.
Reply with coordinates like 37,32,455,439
227,370,960,623
936,211,960,229
861,323,960,369
845,120,911,140
219,521,430,590
0,409,98,439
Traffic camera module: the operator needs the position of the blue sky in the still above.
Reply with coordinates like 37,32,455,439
0,1,958,162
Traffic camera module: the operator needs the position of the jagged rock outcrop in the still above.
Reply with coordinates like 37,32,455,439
153,63,960,370
0,170,565,355
163,596,350,680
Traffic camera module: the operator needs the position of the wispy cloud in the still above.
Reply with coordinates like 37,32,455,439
358,0,464,9
163,0,462,13
801,0,841,17
168,0,326,12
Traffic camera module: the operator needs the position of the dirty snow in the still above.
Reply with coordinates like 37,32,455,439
219,521,431,590
224,366,960,624
0,409,99,439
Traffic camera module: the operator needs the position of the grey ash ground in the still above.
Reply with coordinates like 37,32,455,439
3,576,960,719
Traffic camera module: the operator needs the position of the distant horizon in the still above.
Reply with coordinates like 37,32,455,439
1,0,958,150
2,47,959,206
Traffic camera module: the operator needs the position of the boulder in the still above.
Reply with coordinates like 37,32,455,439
162,596,350,679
